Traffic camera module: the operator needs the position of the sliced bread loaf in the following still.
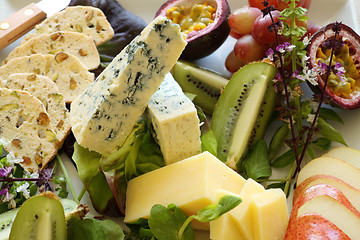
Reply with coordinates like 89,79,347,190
0,53,94,103
21,6,114,46
1,73,71,146
0,87,59,172
3,31,100,70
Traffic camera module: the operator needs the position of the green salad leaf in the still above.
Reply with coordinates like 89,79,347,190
68,218,125,240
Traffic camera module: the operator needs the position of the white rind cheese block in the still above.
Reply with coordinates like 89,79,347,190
70,16,187,154
124,151,246,230
147,73,201,165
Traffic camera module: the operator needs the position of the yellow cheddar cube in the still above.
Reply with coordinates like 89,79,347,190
209,189,242,240
124,151,246,230
230,178,265,240
250,188,289,240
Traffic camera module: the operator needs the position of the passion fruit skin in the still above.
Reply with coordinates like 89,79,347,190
307,22,360,110
155,0,231,60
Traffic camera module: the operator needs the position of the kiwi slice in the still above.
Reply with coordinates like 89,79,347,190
210,62,278,169
0,208,19,239
172,60,229,113
9,192,66,240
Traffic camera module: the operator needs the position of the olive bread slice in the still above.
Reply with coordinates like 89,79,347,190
3,31,100,70
0,87,59,172
21,6,114,46
0,53,94,103
1,73,71,146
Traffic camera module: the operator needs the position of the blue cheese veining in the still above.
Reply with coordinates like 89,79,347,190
147,73,201,165
70,16,187,154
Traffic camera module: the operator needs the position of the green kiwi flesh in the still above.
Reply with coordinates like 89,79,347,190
0,208,19,240
9,192,66,240
171,60,229,113
210,62,277,169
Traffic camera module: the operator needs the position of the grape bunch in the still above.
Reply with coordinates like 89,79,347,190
225,0,318,73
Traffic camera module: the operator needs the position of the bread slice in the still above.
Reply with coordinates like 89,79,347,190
1,73,71,146
0,87,59,172
3,31,100,70
0,53,94,103
21,6,114,46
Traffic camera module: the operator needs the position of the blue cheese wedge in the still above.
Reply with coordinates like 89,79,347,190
147,73,201,165
70,16,187,154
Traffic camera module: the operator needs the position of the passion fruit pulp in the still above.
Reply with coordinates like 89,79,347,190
156,0,231,60
308,22,360,109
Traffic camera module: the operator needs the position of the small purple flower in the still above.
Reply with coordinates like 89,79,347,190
292,69,305,81
266,48,275,61
276,44,285,53
0,166,12,178
0,188,8,196
314,60,328,75
334,62,346,81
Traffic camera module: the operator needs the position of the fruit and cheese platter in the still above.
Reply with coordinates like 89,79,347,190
1,0,360,239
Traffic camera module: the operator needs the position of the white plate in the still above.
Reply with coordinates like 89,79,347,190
1,0,360,238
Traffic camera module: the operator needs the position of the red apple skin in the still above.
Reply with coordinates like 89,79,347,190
293,174,360,202
284,213,350,240
291,184,360,220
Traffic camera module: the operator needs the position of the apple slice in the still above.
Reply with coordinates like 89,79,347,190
293,175,360,212
297,157,360,189
284,213,350,240
291,184,360,219
295,194,360,239
322,147,360,169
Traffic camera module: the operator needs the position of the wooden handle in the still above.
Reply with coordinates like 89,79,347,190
0,3,46,50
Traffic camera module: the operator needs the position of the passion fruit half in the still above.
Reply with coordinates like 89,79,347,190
156,0,231,60
308,22,360,109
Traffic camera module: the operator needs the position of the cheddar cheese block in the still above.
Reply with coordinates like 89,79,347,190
147,73,201,165
21,6,114,46
0,53,94,103
70,16,187,154
124,151,246,230
0,88,59,172
250,188,289,240
210,178,266,240
3,31,100,70
1,73,71,146
209,190,242,240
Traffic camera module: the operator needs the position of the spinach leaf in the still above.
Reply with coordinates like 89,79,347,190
317,117,347,146
72,143,119,216
319,107,344,124
201,129,218,156
194,195,242,222
148,204,194,240
68,218,125,240
242,140,271,180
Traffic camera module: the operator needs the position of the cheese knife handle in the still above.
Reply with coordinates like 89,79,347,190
0,3,46,50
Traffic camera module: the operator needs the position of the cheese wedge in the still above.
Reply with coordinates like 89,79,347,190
147,73,201,164
70,16,187,154
124,151,246,230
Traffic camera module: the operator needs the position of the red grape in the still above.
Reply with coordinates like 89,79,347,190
252,10,281,45
228,7,262,35
225,50,247,73
248,0,278,10
233,34,266,62
305,21,321,38
302,0,312,9
229,30,244,39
